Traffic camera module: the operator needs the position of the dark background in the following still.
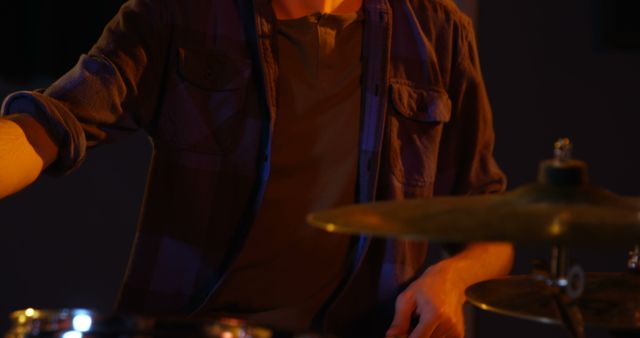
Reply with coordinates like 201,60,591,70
0,1,639,337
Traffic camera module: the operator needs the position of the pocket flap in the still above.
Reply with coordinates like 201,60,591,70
390,81,452,123
177,48,251,91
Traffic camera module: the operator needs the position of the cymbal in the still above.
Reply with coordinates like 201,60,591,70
307,183,640,246
465,272,640,330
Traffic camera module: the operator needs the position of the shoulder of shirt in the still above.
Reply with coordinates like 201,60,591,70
395,0,474,32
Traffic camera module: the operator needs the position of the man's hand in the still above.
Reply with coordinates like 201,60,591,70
386,242,514,338
387,262,466,338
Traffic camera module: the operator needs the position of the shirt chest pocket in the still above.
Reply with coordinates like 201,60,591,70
385,80,452,190
160,48,253,154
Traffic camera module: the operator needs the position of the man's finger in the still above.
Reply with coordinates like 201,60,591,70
386,291,417,337
407,313,438,338
429,322,460,338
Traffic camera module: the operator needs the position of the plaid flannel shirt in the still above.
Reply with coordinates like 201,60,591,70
1,0,505,332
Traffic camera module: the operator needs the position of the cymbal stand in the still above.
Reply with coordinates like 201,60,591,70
534,244,585,338
533,140,586,337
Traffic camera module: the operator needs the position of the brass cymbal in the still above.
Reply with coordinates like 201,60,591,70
465,272,640,330
307,183,640,246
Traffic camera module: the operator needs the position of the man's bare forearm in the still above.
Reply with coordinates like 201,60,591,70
0,114,59,199
428,242,514,288
386,242,514,337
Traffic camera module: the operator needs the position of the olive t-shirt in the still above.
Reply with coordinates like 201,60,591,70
205,10,364,332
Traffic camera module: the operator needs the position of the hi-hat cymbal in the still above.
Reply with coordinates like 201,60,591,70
465,272,640,330
307,183,640,246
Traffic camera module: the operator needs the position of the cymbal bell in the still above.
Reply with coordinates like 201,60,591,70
307,183,640,247
465,272,640,330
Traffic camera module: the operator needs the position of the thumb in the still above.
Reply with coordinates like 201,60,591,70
386,291,416,337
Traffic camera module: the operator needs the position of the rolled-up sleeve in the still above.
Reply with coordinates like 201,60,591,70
435,14,507,196
0,0,171,175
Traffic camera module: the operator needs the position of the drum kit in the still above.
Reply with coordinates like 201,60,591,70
6,139,640,338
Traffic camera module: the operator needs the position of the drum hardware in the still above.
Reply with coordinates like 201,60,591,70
530,245,586,338
3,308,338,338
4,308,274,338
308,139,640,336
469,141,639,337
